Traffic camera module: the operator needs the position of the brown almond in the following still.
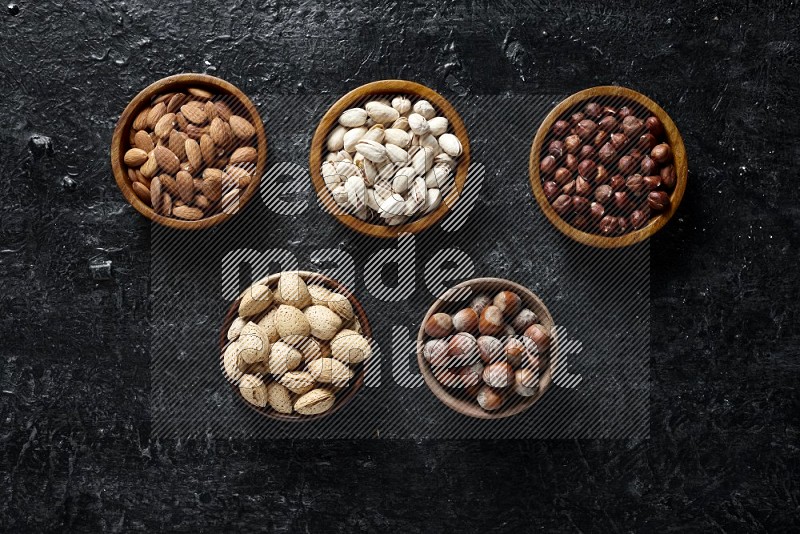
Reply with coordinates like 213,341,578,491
152,92,173,105
150,176,163,212
180,101,207,124
153,145,180,175
159,173,180,197
154,112,176,139
140,151,159,178
134,130,155,152
184,124,207,140
176,170,194,203
132,107,150,130
204,100,217,121
229,115,255,139
210,117,232,148
175,112,189,131
221,188,240,214
166,93,187,113
188,87,213,100
193,194,210,210
173,205,204,220
132,181,151,205
225,166,252,189
230,146,257,164
146,102,166,129
161,192,172,216
168,130,187,161
199,134,218,164
201,172,222,201
214,100,233,121
123,148,148,167
185,138,203,170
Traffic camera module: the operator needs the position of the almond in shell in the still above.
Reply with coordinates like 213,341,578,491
172,205,204,220
274,304,311,338
266,382,293,414
275,272,312,308
294,388,335,415
330,329,371,365
239,284,274,317
307,358,353,386
279,371,316,394
239,374,268,407
268,341,302,375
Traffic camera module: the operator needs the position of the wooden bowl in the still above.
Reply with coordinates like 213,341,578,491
416,278,556,420
111,73,267,230
219,271,371,422
529,86,687,248
309,79,471,238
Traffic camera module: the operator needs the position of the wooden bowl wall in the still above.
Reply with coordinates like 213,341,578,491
219,271,371,422
309,79,471,238
529,86,687,248
416,278,556,420
111,73,267,230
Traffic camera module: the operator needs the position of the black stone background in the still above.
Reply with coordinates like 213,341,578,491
1,0,798,531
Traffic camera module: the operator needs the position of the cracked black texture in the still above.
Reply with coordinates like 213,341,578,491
1,0,799,531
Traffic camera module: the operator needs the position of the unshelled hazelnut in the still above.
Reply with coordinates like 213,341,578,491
637,133,656,150
645,116,664,138
523,324,550,353
613,191,634,213
476,385,503,411
504,338,528,367
648,191,670,212
618,106,633,119
476,335,504,364
425,312,453,338
570,112,585,124
483,361,514,388
458,362,484,388
514,368,539,397
511,308,538,332
423,339,451,366
540,155,556,174
469,294,492,316
493,291,522,317
593,130,608,147
478,305,505,335
600,215,620,235
595,184,613,204
452,308,479,333
651,143,672,164
553,194,571,215
448,332,479,365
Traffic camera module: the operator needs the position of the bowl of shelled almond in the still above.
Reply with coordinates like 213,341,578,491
111,73,267,229
530,86,687,248
417,278,556,419
220,271,372,421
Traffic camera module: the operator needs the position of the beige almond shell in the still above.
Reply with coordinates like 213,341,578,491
274,304,311,339
303,305,343,340
237,322,271,364
326,292,354,321
294,388,335,415
307,284,333,306
275,272,312,308
268,341,303,375
279,371,316,394
330,329,372,365
227,316,247,341
266,382,294,414
307,358,353,386
256,308,280,344
239,374,268,408
239,284,274,317
283,336,323,362
222,342,245,382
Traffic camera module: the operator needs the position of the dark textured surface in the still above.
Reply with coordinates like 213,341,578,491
1,0,798,531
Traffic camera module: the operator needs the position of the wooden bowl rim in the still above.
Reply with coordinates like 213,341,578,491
111,73,268,230
219,271,371,422
309,79,471,238
416,277,556,420
529,85,688,248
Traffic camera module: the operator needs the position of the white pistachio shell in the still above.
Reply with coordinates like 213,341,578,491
339,108,368,127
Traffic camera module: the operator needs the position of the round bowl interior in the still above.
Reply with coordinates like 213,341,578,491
416,278,556,420
529,85,687,248
111,73,267,230
219,271,371,422
309,79,471,238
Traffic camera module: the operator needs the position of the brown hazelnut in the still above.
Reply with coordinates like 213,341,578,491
478,305,504,335
599,215,619,235
595,164,609,184
564,153,578,171
595,184,613,204
593,130,608,147
610,132,627,149
543,180,560,200
617,216,629,234
458,362,484,388
575,176,592,196
660,165,677,190
476,335,504,364
552,194,571,215
618,155,636,175
469,294,492,316
651,143,672,164
645,116,664,138
423,339,451,366
511,309,538,333
564,134,581,153
584,102,602,117
514,368,539,397
577,159,596,179
648,191,670,212
572,195,590,213
452,308,479,333
425,312,453,338
602,105,618,116
504,338,528,368
561,180,576,196
552,120,570,136
609,174,626,191
590,201,605,220
553,167,571,185
613,191,634,213
621,115,644,137
637,133,656,150
548,140,565,158
578,145,595,159
483,361,514,388
640,156,656,175
448,332,480,365
493,291,521,317
540,155,556,174
626,174,645,195
523,324,550,353
575,119,598,139
630,209,649,229
570,112,585,124
476,385,504,411
598,116,618,131
433,367,462,388
643,175,661,190
618,106,633,119
598,142,616,163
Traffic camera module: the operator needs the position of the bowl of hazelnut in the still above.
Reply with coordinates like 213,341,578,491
416,278,555,419
529,86,687,248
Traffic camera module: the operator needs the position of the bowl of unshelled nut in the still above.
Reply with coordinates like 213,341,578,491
417,278,556,419
219,271,372,421
530,86,687,248
309,79,471,238
111,73,267,229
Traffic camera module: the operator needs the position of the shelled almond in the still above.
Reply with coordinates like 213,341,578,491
123,88,260,221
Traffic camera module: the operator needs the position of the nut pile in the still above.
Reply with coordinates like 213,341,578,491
222,272,371,416
321,95,463,225
421,289,551,412
123,87,259,220
539,99,677,235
